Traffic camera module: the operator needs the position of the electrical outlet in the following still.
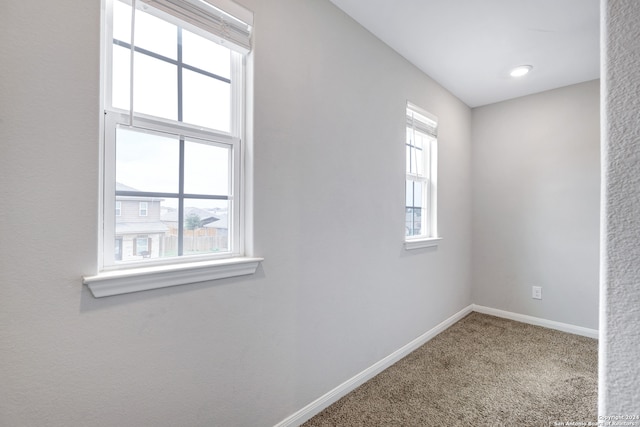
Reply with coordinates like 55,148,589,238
532,286,542,300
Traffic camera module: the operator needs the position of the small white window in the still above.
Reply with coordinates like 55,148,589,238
115,201,122,216
405,103,439,248
138,201,148,217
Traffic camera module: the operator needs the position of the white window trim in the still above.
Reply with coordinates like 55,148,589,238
138,201,148,217
405,102,440,249
83,257,263,297
404,237,442,250
85,0,261,297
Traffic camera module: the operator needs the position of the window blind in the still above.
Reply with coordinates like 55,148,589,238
407,105,438,138
139,0,253,53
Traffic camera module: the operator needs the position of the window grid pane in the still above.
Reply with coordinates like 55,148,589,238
182,69,231,131
405,180,425,237
134,7,177,60
110,0,233,134
112,124,234,263
182,29,231,79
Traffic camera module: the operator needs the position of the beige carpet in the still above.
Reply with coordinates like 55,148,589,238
303,312,597,427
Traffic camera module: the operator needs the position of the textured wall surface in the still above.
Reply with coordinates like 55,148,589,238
0,0,472,425
600,0,640,415
471,81,601,329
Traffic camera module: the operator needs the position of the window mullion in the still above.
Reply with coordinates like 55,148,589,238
104,0,115,112
177,26,185,257
230,52,243,256
430,137,438,238
128,0,137,126
177,26,183,123
412,181,418,236
422,136,430,236
178,138,185,257
422,175,429,236
411,120,419,178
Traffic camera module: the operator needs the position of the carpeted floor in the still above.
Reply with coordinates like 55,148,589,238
303,312,597,427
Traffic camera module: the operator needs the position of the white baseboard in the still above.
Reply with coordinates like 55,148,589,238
471,304,599,339
273,304,474,427
274,304,598,426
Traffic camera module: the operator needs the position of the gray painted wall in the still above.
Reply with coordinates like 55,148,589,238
0,0,472,425
471,80,601,330
600,0,640,415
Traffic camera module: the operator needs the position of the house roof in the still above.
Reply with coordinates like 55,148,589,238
161,207,221,224
116,182,165,202
204,214,228,230
115,222,169,235
116,182,140,192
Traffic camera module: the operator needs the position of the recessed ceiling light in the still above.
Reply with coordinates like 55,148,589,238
510,65,533,77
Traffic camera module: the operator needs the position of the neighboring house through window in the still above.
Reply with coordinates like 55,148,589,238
114,182,168,262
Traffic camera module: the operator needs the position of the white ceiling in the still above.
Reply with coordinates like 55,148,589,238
328,0,600,107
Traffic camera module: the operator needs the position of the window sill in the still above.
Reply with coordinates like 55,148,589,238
404,237,442,250
83,257,263,298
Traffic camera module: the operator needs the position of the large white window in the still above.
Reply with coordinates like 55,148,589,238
405,103,439,249
84,0,261,297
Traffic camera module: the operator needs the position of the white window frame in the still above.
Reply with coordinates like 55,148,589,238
404,102,441,250
83,0,261,297
138,201,148,217
135,235,149,256
101,111,243,269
